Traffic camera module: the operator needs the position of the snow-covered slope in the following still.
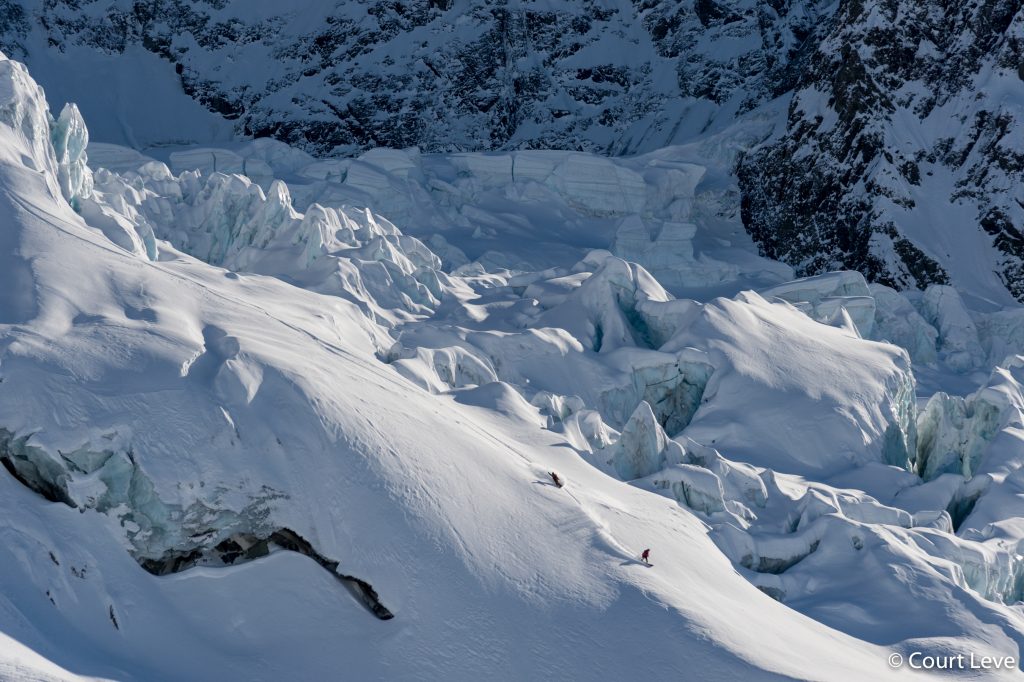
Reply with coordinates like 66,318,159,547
3,51,1024,680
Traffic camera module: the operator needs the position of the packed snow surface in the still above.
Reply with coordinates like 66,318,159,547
1,53,1024,680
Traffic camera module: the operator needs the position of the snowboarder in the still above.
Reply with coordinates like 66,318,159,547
549,471,563,488
641,548,651,564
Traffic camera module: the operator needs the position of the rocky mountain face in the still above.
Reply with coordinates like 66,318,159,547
0,0,830,155
738,0,1024,300
1,0,1023,301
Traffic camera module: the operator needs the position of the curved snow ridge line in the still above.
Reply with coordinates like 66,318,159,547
0,431,394,621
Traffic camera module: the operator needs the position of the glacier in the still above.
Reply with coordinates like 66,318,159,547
1,49,1024,681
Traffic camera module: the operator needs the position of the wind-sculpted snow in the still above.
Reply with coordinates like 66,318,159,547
4,53,1024,680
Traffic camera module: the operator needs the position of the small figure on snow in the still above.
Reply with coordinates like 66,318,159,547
549,471,563,488
641,548,651,565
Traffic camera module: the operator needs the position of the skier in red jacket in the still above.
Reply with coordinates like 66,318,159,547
641,548,651,564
